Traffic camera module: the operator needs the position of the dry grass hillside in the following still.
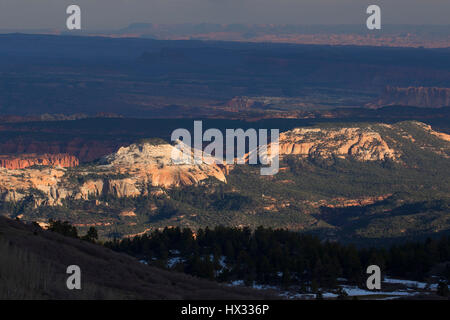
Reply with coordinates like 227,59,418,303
0,217,274,300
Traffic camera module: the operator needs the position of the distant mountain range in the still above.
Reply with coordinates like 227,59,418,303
3,24,449,48
114,23,450,48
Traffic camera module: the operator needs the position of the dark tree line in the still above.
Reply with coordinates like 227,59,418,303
47,219,98,243
105,226,450,290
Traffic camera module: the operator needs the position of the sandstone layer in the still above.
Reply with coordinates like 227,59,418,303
0,153,79,169
0,142,226,206
278,127,398,161
370,86,450,108
252,125,401,164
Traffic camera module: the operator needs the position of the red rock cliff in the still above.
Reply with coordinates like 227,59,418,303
0,153,79,169
370,86,450,108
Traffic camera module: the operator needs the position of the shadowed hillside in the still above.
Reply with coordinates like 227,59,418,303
0,217,274,299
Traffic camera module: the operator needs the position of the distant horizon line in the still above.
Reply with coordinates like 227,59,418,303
1,22,450,32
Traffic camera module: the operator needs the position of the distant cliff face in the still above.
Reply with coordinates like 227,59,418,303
0,142,227,206
225,96,264,112
251,121,450,166
370,86,450,108
0,154,79,169
101,142,227,188
278,127,399,162
1,122,449,207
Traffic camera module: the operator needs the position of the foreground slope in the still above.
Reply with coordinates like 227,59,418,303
0,217,273,299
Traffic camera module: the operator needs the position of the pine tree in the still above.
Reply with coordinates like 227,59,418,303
82,227,98,243
437,281,449,297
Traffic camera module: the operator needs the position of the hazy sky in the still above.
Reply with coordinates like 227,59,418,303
0,0,449,30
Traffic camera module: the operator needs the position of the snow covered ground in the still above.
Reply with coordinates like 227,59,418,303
383,277,436,290
167,256,185,268
138,255,448,300
226,276,447,300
